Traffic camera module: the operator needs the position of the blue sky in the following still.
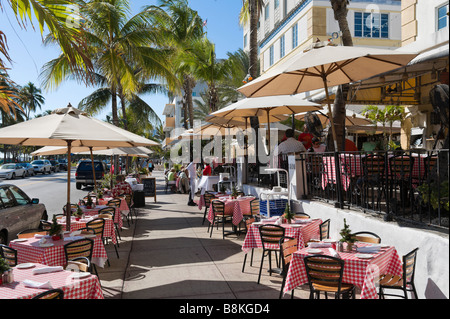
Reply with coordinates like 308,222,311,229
1,0,244,123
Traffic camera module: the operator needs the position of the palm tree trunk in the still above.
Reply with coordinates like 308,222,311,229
330,0,353,151
249,0,259,79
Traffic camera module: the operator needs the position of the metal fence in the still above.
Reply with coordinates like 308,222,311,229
301,149,449,229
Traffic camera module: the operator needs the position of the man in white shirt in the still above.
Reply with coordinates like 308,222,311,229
186,161,197,206
273,129,306,155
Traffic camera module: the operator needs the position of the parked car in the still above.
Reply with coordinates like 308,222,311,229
0,163,26,179
30,159,52,174
49,160,60,172
0,184,47,244
75,160,108,190
17,163,36,176
57,159,68,171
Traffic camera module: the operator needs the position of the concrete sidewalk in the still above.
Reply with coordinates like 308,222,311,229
96,170,312,299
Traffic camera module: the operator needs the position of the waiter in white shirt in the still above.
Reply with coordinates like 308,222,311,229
273,129,306,156
186,161,197,206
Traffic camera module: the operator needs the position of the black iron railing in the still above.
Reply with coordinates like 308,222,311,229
301,149,449,229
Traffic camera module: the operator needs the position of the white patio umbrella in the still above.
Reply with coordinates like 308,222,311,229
295,108,373,127
209,95,321,149
0,105,159,230
237,43,417,150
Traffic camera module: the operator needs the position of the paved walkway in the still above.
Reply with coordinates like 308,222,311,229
96,170,311,299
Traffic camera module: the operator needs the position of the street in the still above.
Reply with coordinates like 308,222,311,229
1,169,91,219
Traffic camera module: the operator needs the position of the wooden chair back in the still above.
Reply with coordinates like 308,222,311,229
211,200,225,217
363,155,385,177
0,244,17,267
259,225,285,249
32,289,64,299
98,206,116,218
204,193,215,208
304,255,345,290
85,218,105,238
403,248,419,285
319,219,330,241
17,229,48,239
295,212,310,219
64,238,94,262
250,198,260,216
352,231,381,244
107,199,121,207
280,237,297,270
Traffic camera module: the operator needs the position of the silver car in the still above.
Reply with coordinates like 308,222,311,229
0,184,47,244
30,159,52,174
0,163,26,179
18,163,36,176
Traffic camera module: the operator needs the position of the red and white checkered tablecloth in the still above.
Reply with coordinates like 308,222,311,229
207,197,255,226
0,263,103,299
80,205,123,229
283,244,403,299
241,219,322,253
58,217,117,244
101,197,130,217
10,236,108,268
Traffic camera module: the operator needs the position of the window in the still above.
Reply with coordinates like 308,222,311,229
269,45,274,66
265,4,270,20
354,12,389,38
9,186,30,205
292,23,298,48
275,0,279,9
437,3,449,30
0,188,15,208
280,34,285,58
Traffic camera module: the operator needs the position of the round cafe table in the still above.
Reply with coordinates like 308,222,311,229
207,196,255,226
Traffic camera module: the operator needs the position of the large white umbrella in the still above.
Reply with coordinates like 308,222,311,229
295,108,373,127
0,105,158,230
209,95,321,149
237,43,417,149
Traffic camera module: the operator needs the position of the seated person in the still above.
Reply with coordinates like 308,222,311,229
112,174,133,198
309,137,326,152
177,168,189,194
298,126,314,150
274,128,307,155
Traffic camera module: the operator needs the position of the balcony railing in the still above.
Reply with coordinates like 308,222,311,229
300,149,449,229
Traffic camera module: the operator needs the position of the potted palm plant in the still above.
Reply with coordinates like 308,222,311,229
49,215,63,241
0,258,11,285
85,194,93,209
283,203,295,224
73,205,83,221
339,218,356,251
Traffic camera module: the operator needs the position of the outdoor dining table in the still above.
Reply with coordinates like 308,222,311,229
95,195,131,219
197,191,229,210
207,196,256,226
241,218,323,253
0,263,103,299
58,216,118,245
9,234,109,268
78,204,123,230
282,242,403,299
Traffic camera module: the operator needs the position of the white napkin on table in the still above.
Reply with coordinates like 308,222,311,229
23,279,53,289
356,245,381,253
328,248,340,258
70,230,82,236
32,266,63,275
308,242,332,248
293,219,311,224
64,236,84,241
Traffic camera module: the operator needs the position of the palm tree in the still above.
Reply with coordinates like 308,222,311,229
149,0,204,129
41,0,177,127
239,0,263,80
329,0,353,151
18,82,45,120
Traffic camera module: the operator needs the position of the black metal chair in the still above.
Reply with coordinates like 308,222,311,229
352,231,381,244
319,219,330,241
63,238,97,277
32,288,64,299
304,255,355,299
209,200,234,239
359,154,387,210
0,244,17,267
378,248,419,299
241,218,256,273
39,220,53,231
257,224,285,284
202,192,216,226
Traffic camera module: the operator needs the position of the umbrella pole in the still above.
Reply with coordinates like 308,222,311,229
89,147,97,193
65,140,72,231
323,78,339,151
266,109,271,153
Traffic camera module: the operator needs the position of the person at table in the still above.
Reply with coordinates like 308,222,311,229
167,168,178,181
308,137,326,152
273,128,307,155
298,126,314,149
177,167,189,194
202,163,212,176
112,174,133,198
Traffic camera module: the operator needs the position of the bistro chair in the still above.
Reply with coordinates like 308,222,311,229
0,244,17,267
209,200,233,239
107,198,121,208
360,154,387,210
32,289,64,300
17,229,48,239
257,224,285,284
202,192,216,226
352,231,381,244
378,247,419,299
304,255,355,299
294,212,311,219
389,155,415,206
63,238,97,277
39,220,53,231
249,198,260,219
319,219,330,241
99,206,121,242
241,218,256,273
122,193,135,224
275,236,298,299
65,256,91,273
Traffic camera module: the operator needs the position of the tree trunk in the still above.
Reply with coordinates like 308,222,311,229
183,75,195,129
111,85,119,126
329,0,353,151
249,0,259,79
